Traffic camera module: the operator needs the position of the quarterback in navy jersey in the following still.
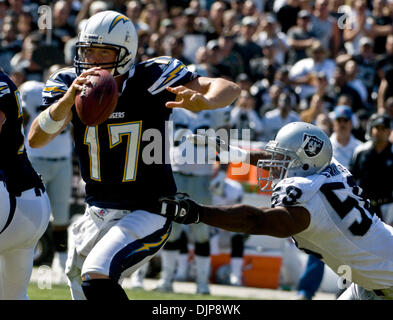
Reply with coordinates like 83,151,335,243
0,71,50,299
28,11,240,300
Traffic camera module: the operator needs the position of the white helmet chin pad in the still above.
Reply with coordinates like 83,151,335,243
257,122,333,192
74,11,138,76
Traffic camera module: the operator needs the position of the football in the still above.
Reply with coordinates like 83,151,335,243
75,69,118,126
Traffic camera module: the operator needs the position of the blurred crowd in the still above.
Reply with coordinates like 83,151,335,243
1,0,393,142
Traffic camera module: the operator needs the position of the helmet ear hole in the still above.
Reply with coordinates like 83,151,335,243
302,163,309,171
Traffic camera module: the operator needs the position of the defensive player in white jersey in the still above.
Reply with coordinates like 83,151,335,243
20,79,73,282
159,122,393,300
156,106,231,294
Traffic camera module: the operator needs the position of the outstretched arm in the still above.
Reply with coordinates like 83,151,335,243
199,204,310,237
165,76,241,112
159,195,310,238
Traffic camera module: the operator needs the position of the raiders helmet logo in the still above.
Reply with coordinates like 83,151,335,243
303,134,323,157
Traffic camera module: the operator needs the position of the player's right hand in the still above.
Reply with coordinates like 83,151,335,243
61,67,102,107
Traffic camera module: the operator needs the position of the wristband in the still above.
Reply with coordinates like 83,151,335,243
38,107,65,134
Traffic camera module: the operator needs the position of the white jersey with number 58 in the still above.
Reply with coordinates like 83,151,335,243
272,159,393,290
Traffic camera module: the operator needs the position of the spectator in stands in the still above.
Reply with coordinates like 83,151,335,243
310,0,340,57
325,65,365,113
370,0,392,54
158,18,175,42
289,40,336,99
276,0,301,34
252,65,299,117
164,34,192,66
0,19,21,74
181,7,207,65
343,0,372,55
204,39,232,78
315,112,333,136
218,32,244,80
299,71,335,113
286,10,317,65
16,10,34,42
337,37,378,103
0,0,9,30
75,0,108,27
206,1,227,40
187,46,210,77
64,19,87,66
235,73,253,92
147,32,165,57
7,0,24,17
352,108,372,142
344,59,369,105
300,82,331,125
222,9,240,35
249,39,280,84
381,96,393,124
51,0,76,51
10,32,44,82
233,16,262,76
376,34,393,83
228,0,244,19
350,113,393,220
126,0,150,33
329,105,362,169
261,92,301,141
140,3,162,34
230,90,263,141
255,14,288,65
242,0,259,17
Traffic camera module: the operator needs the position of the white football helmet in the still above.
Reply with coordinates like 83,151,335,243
257,122,332,192
74,10,138,76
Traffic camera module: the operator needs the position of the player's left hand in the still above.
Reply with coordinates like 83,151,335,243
158,193,202,224
165,86,211,112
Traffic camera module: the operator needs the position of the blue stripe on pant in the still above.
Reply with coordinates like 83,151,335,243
109,220,172,281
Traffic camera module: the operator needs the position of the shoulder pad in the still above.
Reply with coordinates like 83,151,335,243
0,81,11,98
272,174,327,207
144,57,189,95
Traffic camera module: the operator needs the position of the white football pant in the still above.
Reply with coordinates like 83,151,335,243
0,185,50,299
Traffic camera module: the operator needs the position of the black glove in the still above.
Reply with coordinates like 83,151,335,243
158,193,202,224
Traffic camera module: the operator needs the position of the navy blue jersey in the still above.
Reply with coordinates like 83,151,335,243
42,57,199,209
0,71,43,194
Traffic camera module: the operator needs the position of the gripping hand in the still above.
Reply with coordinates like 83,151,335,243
159,193,202,224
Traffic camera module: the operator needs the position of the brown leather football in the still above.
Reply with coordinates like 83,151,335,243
75,69,118,126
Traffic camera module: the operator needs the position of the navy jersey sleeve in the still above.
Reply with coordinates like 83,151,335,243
0,77,20,116
42,67,76,108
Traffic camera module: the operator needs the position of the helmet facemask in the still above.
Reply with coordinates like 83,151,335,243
257,141,297,192
74,42,133,77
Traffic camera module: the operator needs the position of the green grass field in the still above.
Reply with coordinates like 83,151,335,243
27,283,252,300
